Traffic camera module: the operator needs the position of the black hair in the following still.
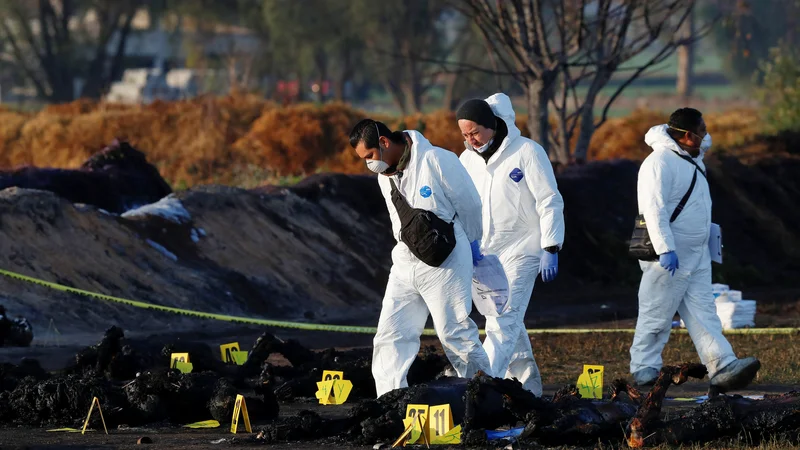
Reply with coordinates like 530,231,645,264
349,119,405,150
667,107,703,139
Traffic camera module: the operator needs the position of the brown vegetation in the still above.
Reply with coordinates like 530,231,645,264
0,97,784,188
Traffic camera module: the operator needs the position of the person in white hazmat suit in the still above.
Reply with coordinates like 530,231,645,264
631,107,760,391
348,119,492,397
456,93,565,396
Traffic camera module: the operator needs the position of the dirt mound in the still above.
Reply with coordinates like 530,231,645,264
1,144,799,336
0,171,393,336
0,140,171,214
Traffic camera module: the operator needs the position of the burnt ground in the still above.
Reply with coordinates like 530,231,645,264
2,327,800,449
0,383,791,450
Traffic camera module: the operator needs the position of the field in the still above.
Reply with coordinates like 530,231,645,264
0,84,798,448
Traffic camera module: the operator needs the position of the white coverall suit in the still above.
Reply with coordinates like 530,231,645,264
372,130,492,397
459,93,565,396
630,124,737,378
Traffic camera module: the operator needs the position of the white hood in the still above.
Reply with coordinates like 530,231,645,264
484,93,521,145
404,129,432,150
644,124,711,160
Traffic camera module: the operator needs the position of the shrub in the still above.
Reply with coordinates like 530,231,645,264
757,44,800,133
0,96,776,188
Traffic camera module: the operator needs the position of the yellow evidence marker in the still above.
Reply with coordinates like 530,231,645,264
46,428,94,433
428,404,461,444
230,394,252,434
392,404,460,446
403,404,431,446
577,364,604,399
183,420,221,429
315,370,353,405
81,397,108,435
170,352,193,374
220,342,249,365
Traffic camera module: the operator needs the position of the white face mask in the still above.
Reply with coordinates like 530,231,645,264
700,133,712,153
366,144,390,174
474,138,493,153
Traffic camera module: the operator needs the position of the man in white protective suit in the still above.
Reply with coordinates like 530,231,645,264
456,93,565,396
631,107,760,391
349,119,492,397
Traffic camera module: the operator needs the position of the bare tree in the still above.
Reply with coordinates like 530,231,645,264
675,6,695,97
454,0,709,165
358,0,459,115
0,0,144,102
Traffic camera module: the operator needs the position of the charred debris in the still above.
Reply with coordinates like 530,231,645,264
1,326,798,448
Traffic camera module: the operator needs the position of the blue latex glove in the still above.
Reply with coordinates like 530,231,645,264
659,251,679,276
470,240,484,266
540,250,558,282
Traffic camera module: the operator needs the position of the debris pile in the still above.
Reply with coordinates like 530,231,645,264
0,305,33,347
3,329,800,447
249,363,800,448
0,326,448,430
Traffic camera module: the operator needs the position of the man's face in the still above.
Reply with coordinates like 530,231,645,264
355,135,397,175
458,119,494,149
689,118,708,148
354,136,383,161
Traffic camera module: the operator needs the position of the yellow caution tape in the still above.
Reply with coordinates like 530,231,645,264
0,268,797,336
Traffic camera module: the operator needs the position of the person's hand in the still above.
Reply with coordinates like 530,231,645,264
540,250,558,282
470,240,484,266
659,251,679,276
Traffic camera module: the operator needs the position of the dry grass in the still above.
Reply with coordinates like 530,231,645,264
491,332,799,386
0,98,779,188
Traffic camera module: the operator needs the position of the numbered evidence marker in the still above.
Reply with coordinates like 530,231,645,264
392,404,461,447
81,397,108,435
393,404,430,447
314,370,353,405
170,352,193,374
220,342,249,365
428,404,461,444
230,394,252,434
577,364,604,399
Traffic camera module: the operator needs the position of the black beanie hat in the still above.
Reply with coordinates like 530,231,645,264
456,99,497,130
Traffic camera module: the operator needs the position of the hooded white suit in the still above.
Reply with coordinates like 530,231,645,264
459,93,565,396
630,124,737,379
372,130,492,397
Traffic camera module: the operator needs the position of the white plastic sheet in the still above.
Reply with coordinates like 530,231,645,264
709,223,722,264
471,255,510,317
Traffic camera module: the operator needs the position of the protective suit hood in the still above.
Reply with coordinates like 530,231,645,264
404,129,432,153
644,124,711,160
485,93,521,154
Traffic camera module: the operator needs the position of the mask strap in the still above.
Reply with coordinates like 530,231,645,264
669,125,703,140
374,123,385,161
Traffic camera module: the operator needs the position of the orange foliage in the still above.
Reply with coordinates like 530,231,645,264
231,102,382,177
0,97,772,189
0,94,271,185
588,108,766,161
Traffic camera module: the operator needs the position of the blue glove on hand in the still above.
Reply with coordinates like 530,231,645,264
470,240,484,266
659,251,679,276
540,250,558,283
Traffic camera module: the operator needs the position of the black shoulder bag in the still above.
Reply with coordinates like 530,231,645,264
629,152,707,261
390,178,457,267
